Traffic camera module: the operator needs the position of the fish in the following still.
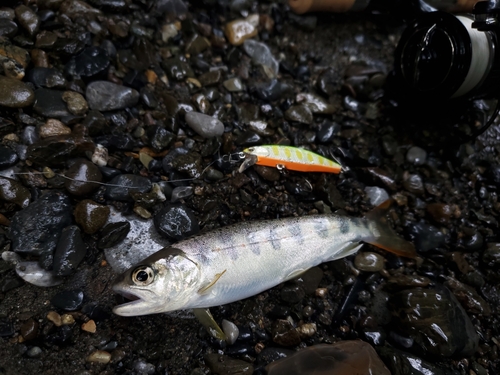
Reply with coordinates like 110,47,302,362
112,200,415,316
239,145,342,174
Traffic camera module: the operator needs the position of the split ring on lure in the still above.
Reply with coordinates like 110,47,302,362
239,145,343,174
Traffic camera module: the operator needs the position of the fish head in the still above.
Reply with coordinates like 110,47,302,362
112,247,200,316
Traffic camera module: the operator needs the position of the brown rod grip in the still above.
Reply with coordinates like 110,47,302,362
288,0,357,14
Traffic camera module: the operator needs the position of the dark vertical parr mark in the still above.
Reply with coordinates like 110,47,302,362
288,223,304,245
339,218,350,234
246,232,261,255
269,224,281,250
313,218,329,239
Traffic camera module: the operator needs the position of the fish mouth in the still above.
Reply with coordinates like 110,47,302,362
112,285,149,316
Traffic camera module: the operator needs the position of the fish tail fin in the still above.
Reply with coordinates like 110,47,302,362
363,199,416,258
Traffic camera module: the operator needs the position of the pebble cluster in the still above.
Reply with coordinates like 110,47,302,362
0,0,499,374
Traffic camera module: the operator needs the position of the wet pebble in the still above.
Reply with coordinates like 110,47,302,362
296,323,317,338
81,320,96,333
272,320,301,346
185,112,224,138
33,89,72,118
483,242,500,265
406,146,427,165
15,5,40,37
389,285,479,357
62,91,88,116
65,46,109,78
0,176,30,208
444,277,491,315
0,19,18,38
280,284,305,304
284,104,313,125
98,221,130,249
378,347,448,375
407,221,446,251
154,203,199,241
105,174,152,202
39,119,71,139
354,252,385,272
243,39,279,77
426,203,457,224
20,318,38,341
204,353,253,375
86,81,139,111
223,77,244,92
0,147,18,169
225,15,259,46
47,311,62,326
26,346,42,358
0,75,34,108
51,289,84,311
64,159,102,196
53,226,87,276
86,350,111,364
171,186,193,202
266,341,390,375
10,191,72,269
0,319,14,337
364,186,389,206
222,320,239,345
296,93,335,114
74,199,110,234
403,173,424,195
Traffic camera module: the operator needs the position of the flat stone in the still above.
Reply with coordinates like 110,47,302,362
185,111,224,138
33,89,72,118
86,81,139,111
0,75,34,108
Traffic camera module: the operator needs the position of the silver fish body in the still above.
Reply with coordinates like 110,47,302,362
112,206,415,316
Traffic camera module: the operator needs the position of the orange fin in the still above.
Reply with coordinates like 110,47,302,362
364,199,416,258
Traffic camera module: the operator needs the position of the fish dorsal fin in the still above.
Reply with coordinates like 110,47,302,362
198,269,227,295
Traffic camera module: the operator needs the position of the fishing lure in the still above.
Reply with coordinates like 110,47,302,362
239,145,342,174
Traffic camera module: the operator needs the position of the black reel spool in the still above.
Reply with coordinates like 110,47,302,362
387,0,500,142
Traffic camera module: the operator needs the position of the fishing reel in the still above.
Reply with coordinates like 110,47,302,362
387,0,500,140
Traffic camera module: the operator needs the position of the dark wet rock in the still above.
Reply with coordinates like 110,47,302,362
74,199,110,234
15,5,40,37
407,221,446,252
147,126,175,151
45,325,73,345
26,67,66,89
0,176,30,208
51,289,84,311
26,347,42,358
171,186,193,202
223,77,244,92
53,226,87,276
0,19,18,38
199,70,222,86
98,221,130,249
378,347,453,375
154,203,199,241
60,0,102,18
65,159,102,196
20,318,38,341
284,104,313,125
27,135,95,167
243,39,279,77
33,89,72,118
10,191,72,269
389,285,479,357
0,272,25,293
185,112,224,138
403,173,424,195
426,203,457,225
406,146,427,165
280,284,305,304
483,243,500,265
254,165,280,182
266,341,390,375
296,93,335,114
185,34,210,54
317,67,341,97
0,319,14,337
0,75,34,108
86,81,139,111
316,121,340,143
104,174,152,202
62,91,88,116
172,152,203,178
444,277,491,315
162,58,194,81
272,319,301,346
204,353,253,375
65,46,109,78
387,274,431,288
354,252,385,272
252,79,293,102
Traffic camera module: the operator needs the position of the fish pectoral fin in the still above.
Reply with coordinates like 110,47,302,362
324,242,363,262
284,269,307,282
198,269,227,295
192,308,227,342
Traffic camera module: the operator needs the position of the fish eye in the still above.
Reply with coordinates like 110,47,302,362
132,266,154,286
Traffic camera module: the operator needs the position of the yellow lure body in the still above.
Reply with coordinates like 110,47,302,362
243,145,342,173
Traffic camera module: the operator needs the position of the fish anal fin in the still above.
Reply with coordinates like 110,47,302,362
364,199,417,258
324,243,363,262
198,269,227,295
284,269,307,281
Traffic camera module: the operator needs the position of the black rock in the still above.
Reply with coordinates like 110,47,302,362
82,303,110,321
98,221,131,249
377,346,454,375
86,81,139,111
45,325,73,346
0,272,25,293
65,46,109,78
10,191,72,269
53,226,87,276
33,89,72,118
153,203,199,241
105,174,152,202
407,221,447,252
0,19,18,38
0,319,15,337
147,126,175,152
51,289,84,311
317,121,341,143
26,67,66,89
256,347,295,369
